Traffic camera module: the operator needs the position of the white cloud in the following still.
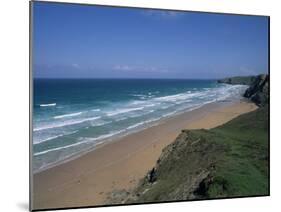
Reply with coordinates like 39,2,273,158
72,63,80,69
113,64,168,73
239,66,257,75
141,10,183,19
113,65,135,71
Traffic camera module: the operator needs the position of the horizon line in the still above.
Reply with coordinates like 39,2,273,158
33,75,262,80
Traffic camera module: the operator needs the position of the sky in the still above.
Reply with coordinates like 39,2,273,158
32,2,269,79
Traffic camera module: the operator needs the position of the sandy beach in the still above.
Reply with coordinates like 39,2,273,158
32,100,257,210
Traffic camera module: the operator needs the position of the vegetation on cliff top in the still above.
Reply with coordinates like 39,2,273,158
217,76,257,85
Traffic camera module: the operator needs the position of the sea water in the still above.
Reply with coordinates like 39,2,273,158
33,79,247,172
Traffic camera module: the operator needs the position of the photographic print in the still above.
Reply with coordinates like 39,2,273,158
30,1,269,210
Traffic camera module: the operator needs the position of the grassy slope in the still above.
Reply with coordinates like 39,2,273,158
127,105,268,203
207,105,268,197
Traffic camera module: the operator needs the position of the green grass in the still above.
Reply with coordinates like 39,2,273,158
209,105,269,197
129,105,269,202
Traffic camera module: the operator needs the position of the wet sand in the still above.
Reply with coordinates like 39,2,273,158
32,100,257,210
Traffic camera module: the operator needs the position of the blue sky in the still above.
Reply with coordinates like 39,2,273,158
33,2,269,79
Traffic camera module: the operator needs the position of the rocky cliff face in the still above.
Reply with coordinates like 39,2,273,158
243,74,269,106
107,130,227,203
218,74,269,106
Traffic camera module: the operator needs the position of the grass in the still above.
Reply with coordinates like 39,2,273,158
209,105,269,197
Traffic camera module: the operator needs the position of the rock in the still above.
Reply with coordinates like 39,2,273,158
243,74,269,106
147,168,157,183
218,74,269,106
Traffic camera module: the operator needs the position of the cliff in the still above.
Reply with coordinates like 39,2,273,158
218,74,269,106
108,106,269,203
217,76,256,85
243,74,269,106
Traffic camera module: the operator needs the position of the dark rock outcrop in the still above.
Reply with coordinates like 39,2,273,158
218,74,269,106
147,168,157,183
243,74,269,106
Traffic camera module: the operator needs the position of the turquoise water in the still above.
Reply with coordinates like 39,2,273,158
33,79,247,172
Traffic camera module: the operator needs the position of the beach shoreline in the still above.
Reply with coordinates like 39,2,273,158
33,98,241,174
33,99,257,210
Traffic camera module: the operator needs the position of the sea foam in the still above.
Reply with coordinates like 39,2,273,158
106,107,144,116
54,112,83,119
34,129,126,156
40,103,56,107
34,116,101,132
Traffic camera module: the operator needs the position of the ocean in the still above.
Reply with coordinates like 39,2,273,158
33,79,247,172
